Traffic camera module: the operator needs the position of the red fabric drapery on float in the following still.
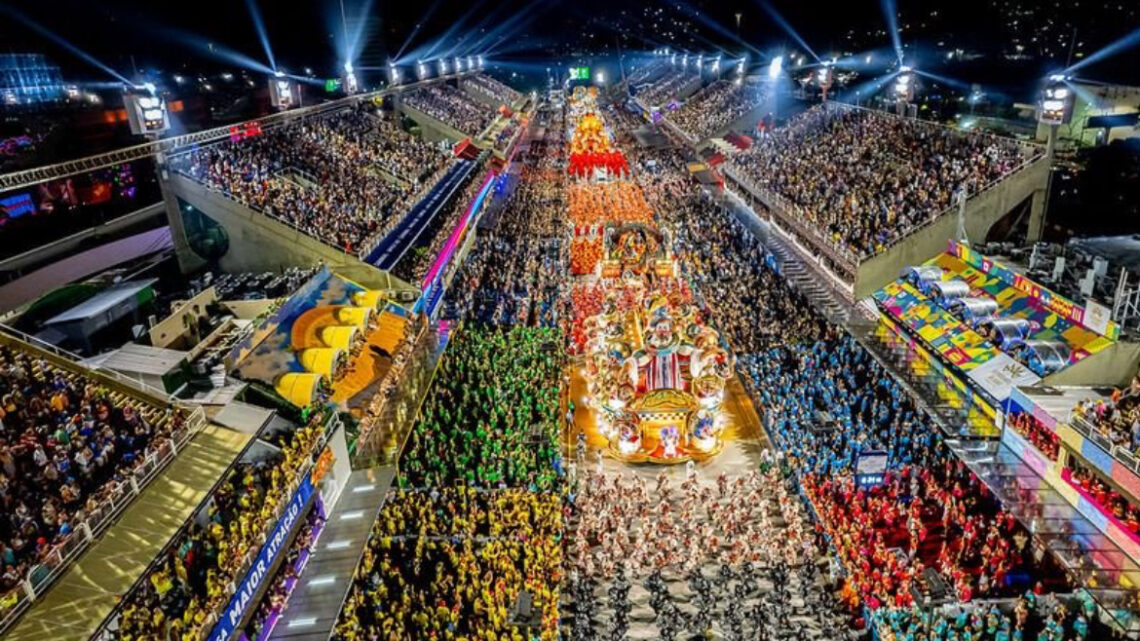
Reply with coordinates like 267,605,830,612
567,151,629,179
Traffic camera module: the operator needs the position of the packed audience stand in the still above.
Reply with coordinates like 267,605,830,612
730,103,1041,257
670,79,767,141
403,83,497,137
465,74,523,107
0,343,185,597
171,108,450,254
107,410,328,640
638,70,694,108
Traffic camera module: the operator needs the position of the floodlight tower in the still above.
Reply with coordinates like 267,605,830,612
123,83,170,136
816,61,835,102
343,61,358,94
269,72,301,110
894,66,916,117
417,60,428,81
1037,74,1074,158
388,61,401,86
1031,73,1075,242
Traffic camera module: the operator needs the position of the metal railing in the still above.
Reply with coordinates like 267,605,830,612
1068,410,1140,479
0,324,210,634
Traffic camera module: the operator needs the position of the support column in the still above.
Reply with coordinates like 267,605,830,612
1026,188,1047,243
156,152,207,274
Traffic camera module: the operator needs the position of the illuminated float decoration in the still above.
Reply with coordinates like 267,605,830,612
584,291,731,464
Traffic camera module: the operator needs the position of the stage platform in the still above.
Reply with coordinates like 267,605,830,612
5,425,249,641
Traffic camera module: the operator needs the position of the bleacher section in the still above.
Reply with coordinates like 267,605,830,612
464,74,524,108
401,84,497,139
168,109,449,256
719,102,1051,297
0,331,206,637
4,425,249,641
667,78,769,142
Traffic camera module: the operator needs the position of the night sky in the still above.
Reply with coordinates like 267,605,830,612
1,0,1137,88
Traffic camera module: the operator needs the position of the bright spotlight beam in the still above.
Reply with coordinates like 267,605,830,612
757,1,819,62
0,5,132,85
879,0,904,63
244,0,276,72
835,70,900,103
913,69,971,91
1066,26,1140,74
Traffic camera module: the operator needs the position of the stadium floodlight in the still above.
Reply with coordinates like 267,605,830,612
816,61,835,101
682,54,688,68
417,60,428,80
712,55,720,73
768,55,783,79
899,64,913,74
1038,75,1074,126
467,56,474,71
388,61,401,85
596,71,605,85
124,83,169,136
439,59,448,75
269,74,299,110
455,56,464,72
343,61,358,94
477,55,484,69
670,53,676,66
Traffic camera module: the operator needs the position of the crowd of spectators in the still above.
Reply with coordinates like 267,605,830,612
447,118,569,328
403,84,497,137
730,104,1037,257
669,79,767,141
108,413,325,640
1068,459,1140,534
465,74,523,106
1008,411,1061,461
171,109,446,253
638,70,694,107
0,344,182,595
240,507,324,641
1073,372,1140,455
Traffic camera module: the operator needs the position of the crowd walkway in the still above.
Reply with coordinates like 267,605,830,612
6,425,250,641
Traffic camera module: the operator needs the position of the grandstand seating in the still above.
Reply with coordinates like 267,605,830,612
0,339,193,620
729,103,1043,258
169,109,450,255
402,84,497,137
